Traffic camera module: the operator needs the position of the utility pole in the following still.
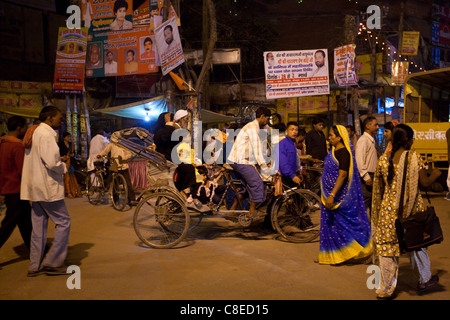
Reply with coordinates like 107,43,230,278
393,1,404,121
345,14,361,136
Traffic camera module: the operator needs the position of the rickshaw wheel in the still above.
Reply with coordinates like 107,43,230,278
86,171,104,205
111,173,128,211
271,189,321,243
133,192,190,249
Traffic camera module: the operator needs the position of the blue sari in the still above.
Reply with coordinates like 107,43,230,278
318,125,372,265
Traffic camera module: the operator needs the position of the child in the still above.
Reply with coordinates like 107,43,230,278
193,165,226,206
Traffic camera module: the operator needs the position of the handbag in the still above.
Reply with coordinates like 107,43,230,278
395,152,444,252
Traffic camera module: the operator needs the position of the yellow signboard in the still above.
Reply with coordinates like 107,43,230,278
401,31,420,56
407,123,450,161
355,53,383,75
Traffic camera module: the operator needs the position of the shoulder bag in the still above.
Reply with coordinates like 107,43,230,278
395,152,444,252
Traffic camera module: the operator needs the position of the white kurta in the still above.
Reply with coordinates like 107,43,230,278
21,122,67,202
87,134,109,171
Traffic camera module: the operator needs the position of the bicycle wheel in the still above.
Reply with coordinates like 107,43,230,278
86,172,104,205
111,173,128,211
272,189,321,243
133,192,190,249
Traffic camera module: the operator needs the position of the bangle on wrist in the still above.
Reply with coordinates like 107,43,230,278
329,192,335,198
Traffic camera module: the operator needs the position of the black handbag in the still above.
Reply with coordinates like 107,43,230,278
395,152,444,252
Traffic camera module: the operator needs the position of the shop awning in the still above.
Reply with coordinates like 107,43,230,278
94,95,239,124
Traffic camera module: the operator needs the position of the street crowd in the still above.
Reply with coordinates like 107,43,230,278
0,105,445,299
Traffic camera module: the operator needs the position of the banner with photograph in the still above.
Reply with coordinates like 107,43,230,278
155,17,185,75
334,44,358,86
82,0,133,33
86,26,159,78
264,49,329,99
53,28,88,94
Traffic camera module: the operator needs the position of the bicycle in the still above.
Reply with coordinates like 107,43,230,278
85,156,129,211
133,163,321,248
299,156,324,195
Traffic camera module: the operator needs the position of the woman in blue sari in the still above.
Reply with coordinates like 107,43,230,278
318,125,372,265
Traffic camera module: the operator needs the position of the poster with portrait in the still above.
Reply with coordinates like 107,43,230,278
264,49,329,99
154,17,184,75
86,26,159,78
53,27,88,94
81,0,133,33
333,44,358,87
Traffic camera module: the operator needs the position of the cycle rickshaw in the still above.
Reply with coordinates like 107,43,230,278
105,127,321,249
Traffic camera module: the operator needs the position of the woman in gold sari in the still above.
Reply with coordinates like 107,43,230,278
372,124,441,299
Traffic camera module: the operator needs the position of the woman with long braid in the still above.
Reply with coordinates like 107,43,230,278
372,124,441,299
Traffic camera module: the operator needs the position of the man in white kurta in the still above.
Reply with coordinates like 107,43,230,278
87,129,110,172
21,106,70,276
97,142,136,203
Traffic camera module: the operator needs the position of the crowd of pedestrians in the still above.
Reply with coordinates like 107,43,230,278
0,105,446,300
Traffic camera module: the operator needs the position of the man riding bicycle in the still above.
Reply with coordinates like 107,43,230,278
227,107,272,218
97,142,136,206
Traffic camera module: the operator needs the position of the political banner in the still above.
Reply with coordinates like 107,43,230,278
264,49,329,99
132,1,179,28
85,26,159,78
81,0,133,33
53,27,88,95
334,44,358,86
155,17,184,75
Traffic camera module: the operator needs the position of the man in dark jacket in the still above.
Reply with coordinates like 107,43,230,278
305,117,328,161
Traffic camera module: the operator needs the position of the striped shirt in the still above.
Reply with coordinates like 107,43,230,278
228,119,268,166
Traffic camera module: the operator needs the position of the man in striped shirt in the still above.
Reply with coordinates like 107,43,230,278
228,107,272,218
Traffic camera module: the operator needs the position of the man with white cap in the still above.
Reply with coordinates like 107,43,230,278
173,109,189,129
154,109,188,161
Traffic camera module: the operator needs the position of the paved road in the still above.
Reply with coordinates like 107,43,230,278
1,192,449,301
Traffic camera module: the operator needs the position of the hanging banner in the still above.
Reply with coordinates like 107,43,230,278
431,4,450,47
86,26,159,78
132,0,179,28
391,61,409,86
133,0,153,27
81,0,133,33
53,28,88,95
401,31,420,55
155,17,184,75
264,49,330,99
334,44,358,87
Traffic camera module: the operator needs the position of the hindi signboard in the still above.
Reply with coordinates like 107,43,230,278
391,61,409,86
401,31,420,55
334,44,358,86
85,26,159,78
81,0,133,33
53,27,88,94
264,49,329,99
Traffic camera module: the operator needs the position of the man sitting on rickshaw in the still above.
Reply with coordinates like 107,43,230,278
227,107,272,218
